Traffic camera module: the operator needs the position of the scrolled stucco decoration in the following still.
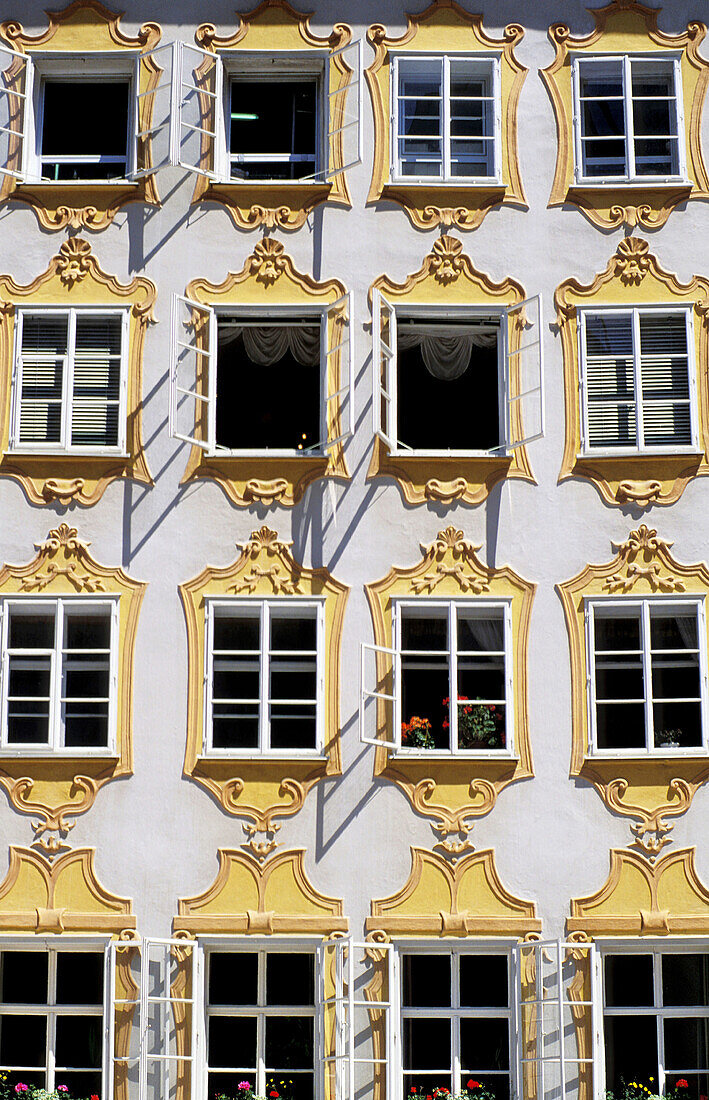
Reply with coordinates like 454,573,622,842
557,526,709,845
192,1,354,230
555,238,709,508
176,847,347,936
0,524,146,847
180,528,348,848
568,846,709,936
0,238,154,507
365,527,535,848
368,237,535,506
0,846,135,933
181,240,350,507
0,0,163,231
541,0,709,230
365,0,527,231
366,846,541,937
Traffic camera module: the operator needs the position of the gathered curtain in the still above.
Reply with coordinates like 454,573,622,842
398,329,497,380
218,325,320,367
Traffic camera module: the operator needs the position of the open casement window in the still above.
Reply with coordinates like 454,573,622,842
0,43,32,181
391,54,501,183
585,597,709,757
400,945,514,1100
205,944,317,1100
601,945,709,1097
169,294,352,456
204,598,325,756
176,40,361,184
319,936,397,1100
578,308,697,454
371,290,543,455
0,942,107,1093
0,596,119,754
360,601,514,756
572,55,686,185
10,308,129,454
515,939,599,1100
107,937,201,1100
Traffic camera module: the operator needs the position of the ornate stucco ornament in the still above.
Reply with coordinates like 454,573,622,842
613,237,652,286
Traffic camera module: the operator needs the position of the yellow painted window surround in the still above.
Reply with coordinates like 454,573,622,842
0,0,166,232
540,0,709,231
365,0,527,231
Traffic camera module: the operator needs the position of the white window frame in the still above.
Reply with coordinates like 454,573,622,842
360,598,514,758
0,936,111,1093
397,940,516,1100
10,306,130,455
599,939,709,1097
390,52,502,185
372,294,544,456
0,595,120,756
0,42,34,181
578,305,698,456
169,296,352,457
572,52,688,185
202,938,319,1100
203,597,326,759
585,595,709,758
176,42,362,184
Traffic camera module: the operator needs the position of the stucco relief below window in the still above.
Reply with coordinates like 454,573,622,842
365,0,527,231
541,0,709,231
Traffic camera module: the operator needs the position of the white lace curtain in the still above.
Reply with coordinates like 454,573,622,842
219,325,320,367
398,330,497,380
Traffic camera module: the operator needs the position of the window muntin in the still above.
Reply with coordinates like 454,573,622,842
206,600,324,756
38,76,131,181
13,308,128,454
588,598,707,755
574,55,684,182
393,55,499,182
603,948,709,1099
1,598,118,753
229,77,318,181
580,308,695,453
395,601,511,755
206,947,316,1100
401,947,512,1099
0,947,104,1094
215,313,322,454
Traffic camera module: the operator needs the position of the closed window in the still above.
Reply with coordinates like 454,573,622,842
0,598,117,753
206,948,315,1100
12,309,128,453
229,76,318,181
580,309,695,452
588,599,707,754
0,947,104,1094
206,600,323,755
401,949,512,1099
603,949,709,1098
393,55,499,181
574,56,684,182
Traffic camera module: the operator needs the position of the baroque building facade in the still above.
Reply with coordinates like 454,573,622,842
0,1,707,1099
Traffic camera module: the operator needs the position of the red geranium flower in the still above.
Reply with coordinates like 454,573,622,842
410,1090,417,1095
270,1092,280,1098
676,1083,689,1090
468,1083,481,1090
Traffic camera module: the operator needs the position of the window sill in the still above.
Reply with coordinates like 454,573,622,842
572,178,691,189
3,178,158,231
191,177,334,231
378,181,511,231
182,450,345,509
198,753,328,763
0,750,119,761
560,182,693,230
367,440,531,507
566,451,706,508
0,450,152,507
393,750,516,761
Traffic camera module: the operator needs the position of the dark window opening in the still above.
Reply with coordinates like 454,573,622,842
40,80,130,180
229,80,317,180
396,319,500,451
215,317,321,451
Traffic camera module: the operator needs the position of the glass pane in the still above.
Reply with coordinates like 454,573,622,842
57,1072,102,1097
9,610,55,649
460,1017,510,1071
653,702,703,750
605,955,654,1007
0,952,48,1004
64,610,111,650
403,955,451,1007
208,1015,257,1068
650,610,698,650
265,1016,314,1069
665,1018,709,1071
55,1016,102,1068
596,702,646,750
209,953,258,1006
403,1017,451,1070
212,702,259,750
269,705,317,750
63,700,109,748
580,61,624,99
582,99,625,138
604,1015,658,1089
594,611,641,651
402,611,447,651
460,954,508,1007
582,139,627,176
214,613,259,651
401,661,449,750
0,1015,47,1067
458,609,504,652
266,953,314,1006
271,613,317,651
635,138,678,176
404,1075,452,1098
56,953,103,1005
663,955,709,1007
